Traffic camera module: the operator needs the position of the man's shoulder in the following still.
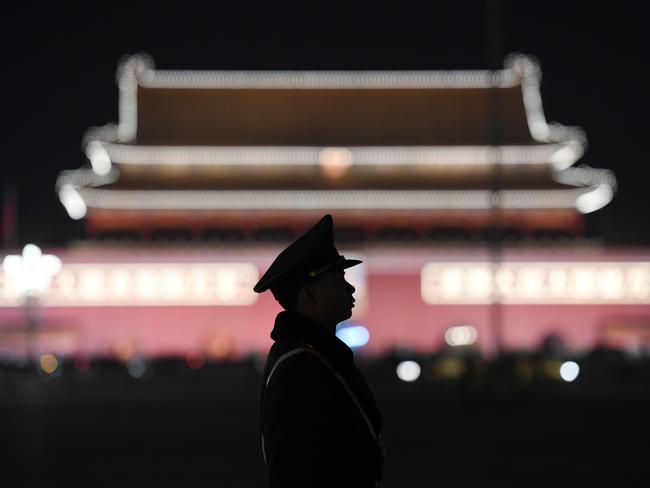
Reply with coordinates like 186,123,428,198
266,341,336,385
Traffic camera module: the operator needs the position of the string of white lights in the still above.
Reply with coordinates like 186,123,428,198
125,53,519,90
56,158,615,216
91,142,579,168
69,187,596,211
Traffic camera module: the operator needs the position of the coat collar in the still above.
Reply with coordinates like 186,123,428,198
270,310,354,371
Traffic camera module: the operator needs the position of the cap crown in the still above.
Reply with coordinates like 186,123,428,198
253,214,360,294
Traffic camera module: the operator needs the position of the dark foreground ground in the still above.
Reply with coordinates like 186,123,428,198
2,350,649,487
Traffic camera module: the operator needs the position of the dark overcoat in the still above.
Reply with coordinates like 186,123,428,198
259,310,385,487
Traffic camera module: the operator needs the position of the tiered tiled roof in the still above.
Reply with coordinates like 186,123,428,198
56,53,615,237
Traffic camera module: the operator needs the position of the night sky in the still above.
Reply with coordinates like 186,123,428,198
3,2,648,246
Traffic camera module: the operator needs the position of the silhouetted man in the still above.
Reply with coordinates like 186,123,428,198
254,214,385,487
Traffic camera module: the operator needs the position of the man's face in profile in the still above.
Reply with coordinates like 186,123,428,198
310,268,356,326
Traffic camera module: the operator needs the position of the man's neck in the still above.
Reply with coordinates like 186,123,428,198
293,308,337,334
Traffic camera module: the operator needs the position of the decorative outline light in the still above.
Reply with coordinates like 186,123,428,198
55,53,616,217
87,141,579,169
58,184,88,220
124,53,518,91
505,53,586,164
86,140,112,176
58,185,600,211
553,165,617,214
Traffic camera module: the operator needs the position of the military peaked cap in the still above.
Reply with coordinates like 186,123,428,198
253,214,362,294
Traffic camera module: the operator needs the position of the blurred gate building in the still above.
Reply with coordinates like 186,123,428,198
2,53,648,362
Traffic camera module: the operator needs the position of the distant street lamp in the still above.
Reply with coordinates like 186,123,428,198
2,244,62,361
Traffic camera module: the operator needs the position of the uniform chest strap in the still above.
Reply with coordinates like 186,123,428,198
261,347,382,466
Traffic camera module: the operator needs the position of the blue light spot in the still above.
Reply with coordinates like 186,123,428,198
336,325,370,349
127,357,147,379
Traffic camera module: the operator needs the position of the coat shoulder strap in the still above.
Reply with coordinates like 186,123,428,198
261,346,380,467
264,347,316,387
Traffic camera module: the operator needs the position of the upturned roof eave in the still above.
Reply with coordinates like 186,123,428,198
55,165,615,217
80,138,584,175
108,53,586,154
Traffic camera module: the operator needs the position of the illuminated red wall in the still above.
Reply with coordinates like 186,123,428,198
1,246,648,359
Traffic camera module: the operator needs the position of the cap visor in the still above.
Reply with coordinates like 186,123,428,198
341,259,363,269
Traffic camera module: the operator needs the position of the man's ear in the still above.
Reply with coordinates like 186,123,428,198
299,283,318,307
